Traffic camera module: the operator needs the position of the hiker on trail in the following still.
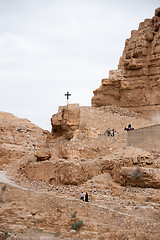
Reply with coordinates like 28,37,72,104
111,129,114,137
106,128,111,136
102,128,115,137
102,128,114,137
85,192,89,202
80,192,84,201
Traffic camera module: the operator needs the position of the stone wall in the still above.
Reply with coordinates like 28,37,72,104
127,124,160,153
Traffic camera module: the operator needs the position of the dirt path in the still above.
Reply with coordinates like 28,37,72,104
0,170,159,224
0,170,22,188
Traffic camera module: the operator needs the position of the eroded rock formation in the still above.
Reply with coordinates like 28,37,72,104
120,166,160,188
0,112,49,169
92,8,160,119
51,104,80,140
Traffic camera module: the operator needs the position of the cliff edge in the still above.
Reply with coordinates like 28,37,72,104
92,8,160,120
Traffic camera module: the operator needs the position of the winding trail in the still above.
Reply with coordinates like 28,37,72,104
0,170,159,224
0,170,20,188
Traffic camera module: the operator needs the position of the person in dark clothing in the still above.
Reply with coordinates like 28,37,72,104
85,192,89,202
111,129,114,137
107,128,111,136
124,124,134,131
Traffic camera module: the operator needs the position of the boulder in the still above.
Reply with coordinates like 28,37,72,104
120,166,160,188
51,104,80,140
34,149,51,161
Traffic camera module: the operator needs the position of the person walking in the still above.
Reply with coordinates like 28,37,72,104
85,192,89,202
80,192,84,201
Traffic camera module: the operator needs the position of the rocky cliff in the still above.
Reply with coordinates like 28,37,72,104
92,8,160,119
0,111,49,169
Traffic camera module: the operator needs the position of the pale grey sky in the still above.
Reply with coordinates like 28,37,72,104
0,0,159,130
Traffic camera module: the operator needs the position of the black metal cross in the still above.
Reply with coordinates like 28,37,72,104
65,91,71,100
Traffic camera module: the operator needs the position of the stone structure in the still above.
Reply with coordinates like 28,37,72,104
127,124,160,153
92,8,160,119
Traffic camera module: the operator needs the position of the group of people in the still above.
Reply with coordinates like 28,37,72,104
104,124,134,135
80,192,89,202
103,128,115,137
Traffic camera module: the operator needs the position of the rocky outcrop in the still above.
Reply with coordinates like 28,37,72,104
34,148,51,162
51,104,80,140
0,111,49,169
12,145,160,187
17,159,101,185
92,8,160,119
120,166,160,188
91,70,123,107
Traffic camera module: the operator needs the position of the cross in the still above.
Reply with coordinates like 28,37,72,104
65,91,71,104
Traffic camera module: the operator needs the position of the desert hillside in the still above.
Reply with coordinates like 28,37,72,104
0,105,160,240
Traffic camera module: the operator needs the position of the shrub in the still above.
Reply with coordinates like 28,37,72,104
145,197,151,202
2,185,6,191
71,220,83,230
54,232,61,237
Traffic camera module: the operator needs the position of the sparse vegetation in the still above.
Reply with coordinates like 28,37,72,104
0,230,8,237
2,185,6,191
71,220,83,230
54,232,61,237
145,197,151,202
130,167,142,179
32,228,43,233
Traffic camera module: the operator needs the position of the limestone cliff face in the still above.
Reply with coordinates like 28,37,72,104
92,8,160,118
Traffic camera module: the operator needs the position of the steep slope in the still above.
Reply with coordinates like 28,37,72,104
0,111,49,169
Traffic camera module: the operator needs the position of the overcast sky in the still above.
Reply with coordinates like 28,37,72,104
0,0,159,130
